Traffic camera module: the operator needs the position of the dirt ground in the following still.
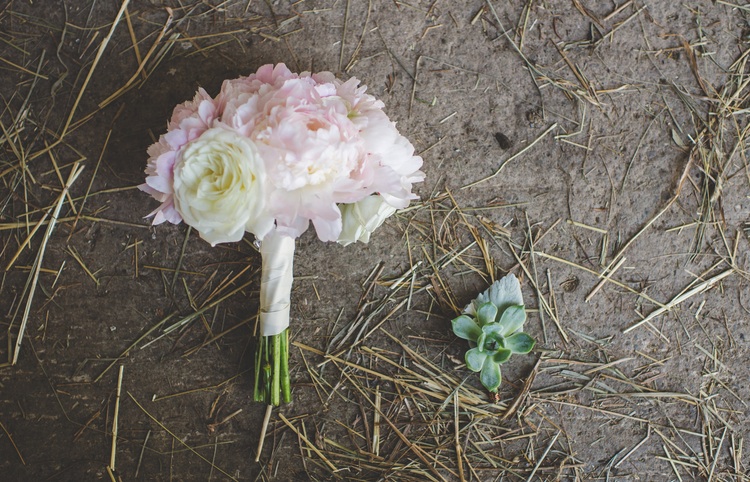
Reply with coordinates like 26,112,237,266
2,0,750,481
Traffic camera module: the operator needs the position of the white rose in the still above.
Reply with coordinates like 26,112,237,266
337,195,397,246
173,128,274,246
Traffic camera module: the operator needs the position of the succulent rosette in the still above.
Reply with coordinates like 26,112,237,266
452,274,536,394
140,63,424,405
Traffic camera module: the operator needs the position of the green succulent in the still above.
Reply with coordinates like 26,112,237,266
451,274,535,394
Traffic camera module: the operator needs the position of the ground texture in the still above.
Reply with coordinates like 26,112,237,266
2,1,750,481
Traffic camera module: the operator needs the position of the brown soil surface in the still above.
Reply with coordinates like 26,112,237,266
2,1,750,481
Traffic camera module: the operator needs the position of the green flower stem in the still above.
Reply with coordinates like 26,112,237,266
271,333,281,406
281,329,291,403
253,329,291,406
253,336,265,401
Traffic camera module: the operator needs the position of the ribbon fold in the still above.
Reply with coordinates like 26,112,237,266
259,230,295,336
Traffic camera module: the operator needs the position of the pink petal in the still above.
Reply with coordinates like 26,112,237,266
146,174,172,194
164,129,188,149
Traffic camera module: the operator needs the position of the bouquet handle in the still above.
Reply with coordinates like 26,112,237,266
260,231,295,336
255,230,295,405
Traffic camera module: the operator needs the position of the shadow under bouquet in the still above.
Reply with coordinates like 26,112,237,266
140,64,424,405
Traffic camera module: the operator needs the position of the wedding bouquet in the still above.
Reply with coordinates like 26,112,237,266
140,64,424,405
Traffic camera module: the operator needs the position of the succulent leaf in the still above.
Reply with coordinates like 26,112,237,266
461,274,522,317
487,274,524,314
505,332,536,354
480,358,502,393
498,305,526,336
476,303,498,325
476,332,487,351
465,348,487,372
481,323,505,350
452,315,481,341
493,348,512,364
481,323,502,334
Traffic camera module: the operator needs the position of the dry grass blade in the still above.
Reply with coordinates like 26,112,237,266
502,357,541,421
151,369,250,402
623,268,734,333
134,430,151,478
707,426,727,481
61,0,131,138
615,427,650,468
94,312,177,383
338,0,350,72
4,202,52,271
453,390,465,482
535,251,665,308
279,413,337,472
10,162,84,365
589,154,692,288
255,405,273,462
552,42,601,106
595,5,647,47
69,129,111,237
462,123,558,189
0,420,25,465
373,385,381,456
98,10,174,110
585,256,626,302
0,55,48,80
533,398,650,424
344,0,373,72
526,430,560,482
66,245,100,286
109,365,124,472
127,392,237,481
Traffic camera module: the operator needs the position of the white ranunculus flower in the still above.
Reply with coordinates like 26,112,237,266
173,128,273,246
337,195,398,246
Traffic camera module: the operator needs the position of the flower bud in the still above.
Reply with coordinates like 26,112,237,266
337,195,397,246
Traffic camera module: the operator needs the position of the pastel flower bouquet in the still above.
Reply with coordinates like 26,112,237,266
140,64,423,405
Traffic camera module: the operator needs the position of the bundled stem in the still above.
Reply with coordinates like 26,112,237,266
254,329,290,405
253,231,295,406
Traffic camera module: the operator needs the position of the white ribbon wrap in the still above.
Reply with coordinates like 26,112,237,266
259,231,295,336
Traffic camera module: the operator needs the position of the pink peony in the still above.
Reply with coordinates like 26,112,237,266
218,64,424,241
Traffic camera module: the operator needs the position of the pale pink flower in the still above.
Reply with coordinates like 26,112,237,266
139,88,220,225
248,78,370,240
332,77,425,209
